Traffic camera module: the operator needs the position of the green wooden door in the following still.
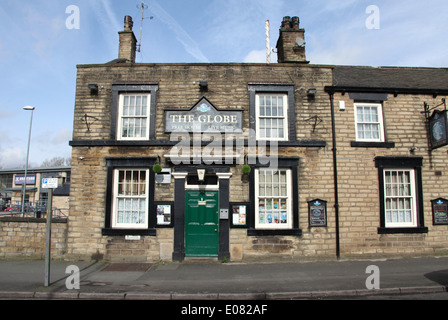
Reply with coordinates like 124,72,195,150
185,190,219,256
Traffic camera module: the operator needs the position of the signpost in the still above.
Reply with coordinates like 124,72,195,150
42,178,58,287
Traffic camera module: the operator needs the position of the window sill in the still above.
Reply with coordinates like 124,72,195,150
102,228,156,236
247,228,302,236
377,227,428,234
351,141,395,148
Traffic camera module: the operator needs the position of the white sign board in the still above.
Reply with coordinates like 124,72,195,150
42,178,58,189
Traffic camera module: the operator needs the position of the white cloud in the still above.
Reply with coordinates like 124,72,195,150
0,147,25,169
51,128,73,145
243,49,278,63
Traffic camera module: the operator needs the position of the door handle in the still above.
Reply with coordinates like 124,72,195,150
214,229,217,232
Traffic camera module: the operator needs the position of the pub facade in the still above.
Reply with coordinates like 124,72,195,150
67,16,448,262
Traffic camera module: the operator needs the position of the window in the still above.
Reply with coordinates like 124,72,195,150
248,84,296,142
117,94,151,140
112,168,149,229
254,168,292,229
375,156,427,234
256,94,288,141
354,103,384,142
111,84,158,141
384,169,417,228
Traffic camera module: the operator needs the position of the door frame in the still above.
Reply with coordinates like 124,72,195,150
184,189,219,257
172,168,231,262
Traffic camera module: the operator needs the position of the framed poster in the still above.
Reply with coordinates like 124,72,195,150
431,198,448,225
155,202,173,227
308,199,327,227
230,203,248,228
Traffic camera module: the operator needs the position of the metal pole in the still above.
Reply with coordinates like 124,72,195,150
21,107,34,217
44,188,53,287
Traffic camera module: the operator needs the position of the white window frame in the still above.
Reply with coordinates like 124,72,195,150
117,93,151,140
255,94,288,141
112,168,149,229
383,169,418,228
254,168,292,229
354,103,384,142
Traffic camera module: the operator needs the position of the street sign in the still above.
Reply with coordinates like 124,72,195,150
42,178,58,189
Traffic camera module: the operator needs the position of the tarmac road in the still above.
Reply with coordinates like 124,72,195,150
0,256,447,300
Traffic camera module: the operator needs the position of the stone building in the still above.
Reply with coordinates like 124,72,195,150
67,16,448,262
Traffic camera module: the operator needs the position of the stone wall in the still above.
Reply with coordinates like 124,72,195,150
332,92,448,258
0,217,68,259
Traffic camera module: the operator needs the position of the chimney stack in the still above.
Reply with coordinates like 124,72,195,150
118,16,137,63
276,16,308,63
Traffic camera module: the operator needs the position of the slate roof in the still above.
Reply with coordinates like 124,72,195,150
332,66,448,90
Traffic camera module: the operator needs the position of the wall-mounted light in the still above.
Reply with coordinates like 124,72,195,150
197,168,206,181
88,84,98,95
307,88,317,98
199,81,208,92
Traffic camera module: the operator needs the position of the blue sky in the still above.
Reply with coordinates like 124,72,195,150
0,0,447,168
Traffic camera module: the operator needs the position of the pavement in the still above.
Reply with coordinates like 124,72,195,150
0,256,447,301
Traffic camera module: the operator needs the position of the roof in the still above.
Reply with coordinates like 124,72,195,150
332,66,448,90
53,183,70,196
0,166,71,175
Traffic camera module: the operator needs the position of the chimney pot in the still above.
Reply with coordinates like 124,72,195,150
124,16,133,31
281,16,291,29
292,16,300,30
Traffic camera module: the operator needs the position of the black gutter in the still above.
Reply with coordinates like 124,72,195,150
329,92,340,260
325,86,448,98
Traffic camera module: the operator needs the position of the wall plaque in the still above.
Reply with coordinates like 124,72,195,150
165,97,243,133
308,199,327,227
432,198,448,225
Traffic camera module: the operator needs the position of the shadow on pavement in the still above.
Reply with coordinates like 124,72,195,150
424,269,448,287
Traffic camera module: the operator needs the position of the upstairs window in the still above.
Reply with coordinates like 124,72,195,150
248,84,296,142
117,94,151,140
111,84,158,141
354,103,384,142
256,94,288,141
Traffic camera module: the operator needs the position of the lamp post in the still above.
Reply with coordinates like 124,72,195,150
21,106,35,217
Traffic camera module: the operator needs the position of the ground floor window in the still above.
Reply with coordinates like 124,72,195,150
375,156,427,234
255,168,292,229
112,169,149,229
384,169,417,228
103,157,156,236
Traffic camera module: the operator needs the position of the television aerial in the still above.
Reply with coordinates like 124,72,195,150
137,0,154,53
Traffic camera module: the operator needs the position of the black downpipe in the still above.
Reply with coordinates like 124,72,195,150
329,92,341,260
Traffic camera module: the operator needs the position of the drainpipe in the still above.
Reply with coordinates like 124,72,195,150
329,92,340,260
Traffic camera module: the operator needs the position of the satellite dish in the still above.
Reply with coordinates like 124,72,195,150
296,38,306,47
